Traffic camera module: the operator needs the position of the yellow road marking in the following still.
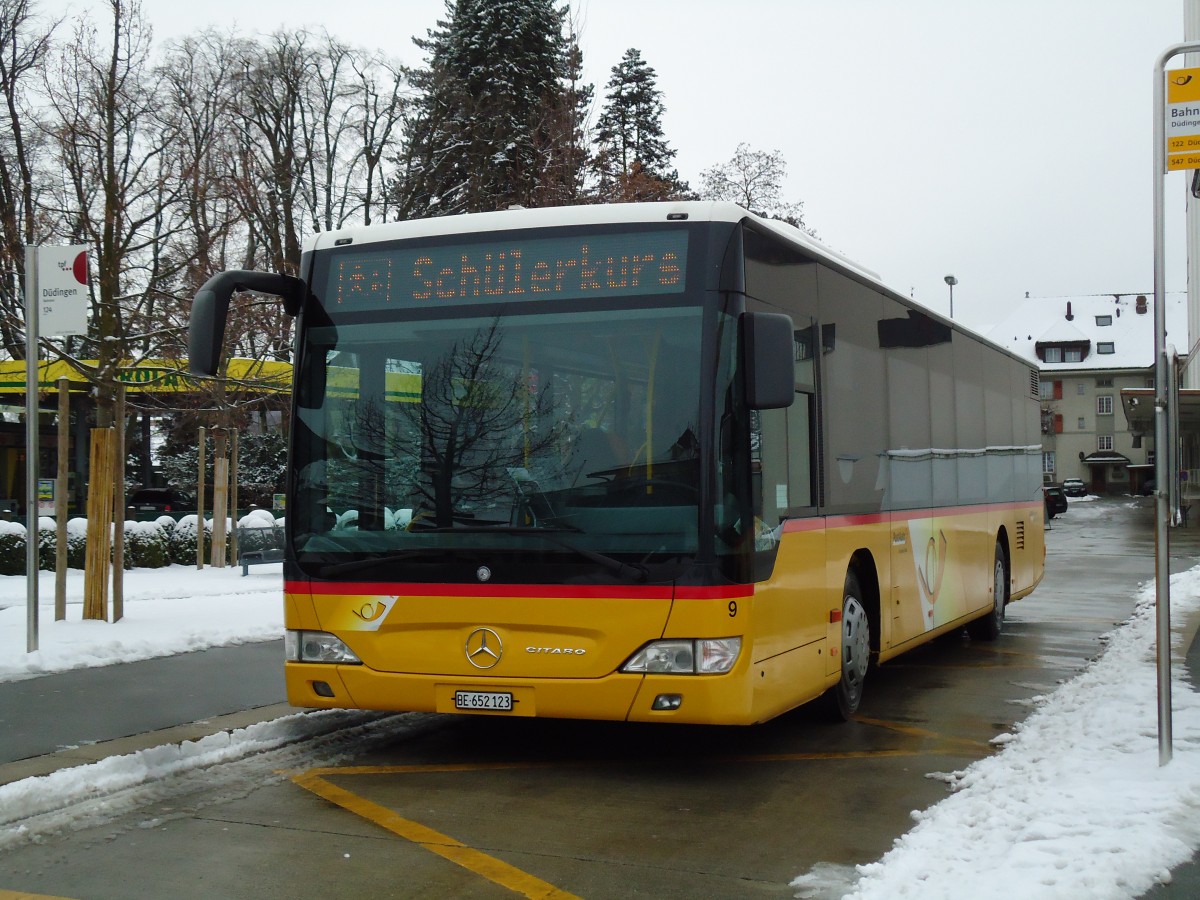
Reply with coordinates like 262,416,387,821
292,770,581,900
0,891,78,900
855,716,993,752
289,714,990,897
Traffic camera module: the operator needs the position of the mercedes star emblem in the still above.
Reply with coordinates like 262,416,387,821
465,627,503,669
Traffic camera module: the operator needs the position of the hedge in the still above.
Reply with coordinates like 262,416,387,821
0,512,284,574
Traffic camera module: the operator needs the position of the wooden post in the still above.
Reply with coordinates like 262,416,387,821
229,428,239,566
55,378,68,621
211,429,228,567
83,428,114,621
112,384,125,622
196,426,206,569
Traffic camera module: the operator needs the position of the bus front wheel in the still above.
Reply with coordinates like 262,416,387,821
826,570,870,721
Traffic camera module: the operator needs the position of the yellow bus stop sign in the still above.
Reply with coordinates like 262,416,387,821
1166,67,1200,171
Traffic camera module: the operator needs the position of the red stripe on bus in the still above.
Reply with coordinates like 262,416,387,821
783,500,1038,533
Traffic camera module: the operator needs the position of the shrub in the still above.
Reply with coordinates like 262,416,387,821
0,522,24,575
66,518,88,569
124,520,170,568
166,515,229,565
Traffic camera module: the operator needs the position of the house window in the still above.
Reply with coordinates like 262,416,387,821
1097,342,1115,354
1077,383,1086,395
1096,315,1112,326
1039,379,1056,400
1064,348,1082,362
1096,378,1113,387
1097,396,1113,415
1041,410,1063,434
1043,347,1063,363
1098,435,1113,451
1042,451,1056,475
1077,417,1086,429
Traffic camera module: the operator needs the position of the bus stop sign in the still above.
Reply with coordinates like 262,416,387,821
1166,67,1200,171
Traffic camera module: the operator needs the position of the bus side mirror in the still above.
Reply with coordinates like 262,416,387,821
189,270,305,376
742,312,796,410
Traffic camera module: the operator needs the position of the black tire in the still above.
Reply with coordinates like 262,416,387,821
968,540,1008,642
825,570,870,721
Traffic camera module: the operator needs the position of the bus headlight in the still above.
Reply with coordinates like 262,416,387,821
621,637,741,675
285,629,362,664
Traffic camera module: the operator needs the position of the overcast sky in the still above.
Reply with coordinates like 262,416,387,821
39,0,1190,332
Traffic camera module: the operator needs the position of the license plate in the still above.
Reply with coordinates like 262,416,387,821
454,690,513,711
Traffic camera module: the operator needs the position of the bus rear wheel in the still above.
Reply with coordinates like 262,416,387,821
968,540,1008,642
825,570,870,721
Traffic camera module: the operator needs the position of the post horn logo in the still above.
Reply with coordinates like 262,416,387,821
465,627,503,669
349,596,397,631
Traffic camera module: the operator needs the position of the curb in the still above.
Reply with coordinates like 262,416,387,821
0,702,299,788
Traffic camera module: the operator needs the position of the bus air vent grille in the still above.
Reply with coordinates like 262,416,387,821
1028,368,1040,400
1015,519,1026,551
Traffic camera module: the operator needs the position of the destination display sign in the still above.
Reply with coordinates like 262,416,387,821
327,230,688,310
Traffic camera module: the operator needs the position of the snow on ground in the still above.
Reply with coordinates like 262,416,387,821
0,563,283,683
2,519,1200,896
793,568,1200,900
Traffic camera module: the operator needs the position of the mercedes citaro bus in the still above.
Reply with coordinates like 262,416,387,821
189,201,1044,725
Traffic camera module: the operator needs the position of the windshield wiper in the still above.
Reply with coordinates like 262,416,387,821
537,533,648,582
314,528,647,582
316,548,432,577
408,522,582,534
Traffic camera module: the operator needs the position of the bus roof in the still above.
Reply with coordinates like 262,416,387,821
306,201,1025,366
308,200,878,279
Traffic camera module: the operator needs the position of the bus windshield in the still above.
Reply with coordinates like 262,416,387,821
291,303,705,573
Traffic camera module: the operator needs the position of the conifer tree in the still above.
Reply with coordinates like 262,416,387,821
394,0,580,217
592,48,689,202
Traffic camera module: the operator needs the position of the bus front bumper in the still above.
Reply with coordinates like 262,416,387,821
285,662,764,725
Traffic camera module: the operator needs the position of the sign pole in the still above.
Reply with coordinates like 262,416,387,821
24,246,39,653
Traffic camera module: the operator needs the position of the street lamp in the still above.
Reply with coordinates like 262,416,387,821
944,275,958,318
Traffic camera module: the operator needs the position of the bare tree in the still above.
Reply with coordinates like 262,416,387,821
41,0,184,426
0,0,55,355
349,49,406,226
699,143,815,236
228,29,313,278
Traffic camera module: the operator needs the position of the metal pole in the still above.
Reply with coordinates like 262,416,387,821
24,246,38,653
55,377,68,621
1151,42,1200,764
112,383,124,622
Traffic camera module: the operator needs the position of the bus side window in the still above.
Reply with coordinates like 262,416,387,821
788,392,814,509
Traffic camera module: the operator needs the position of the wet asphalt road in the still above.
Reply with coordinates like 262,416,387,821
2,495,1199,899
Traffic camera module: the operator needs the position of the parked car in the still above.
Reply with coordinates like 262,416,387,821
127,488,196,514
1043,485,1068,518
1062,478,1087,497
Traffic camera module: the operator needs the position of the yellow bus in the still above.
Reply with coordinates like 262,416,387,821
190,202,1044,724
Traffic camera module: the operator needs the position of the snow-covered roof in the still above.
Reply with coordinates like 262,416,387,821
1035,317,1090,345
306,201,884,293
987,293,1188,371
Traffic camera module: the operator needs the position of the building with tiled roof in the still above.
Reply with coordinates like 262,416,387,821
987,292,1187,494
